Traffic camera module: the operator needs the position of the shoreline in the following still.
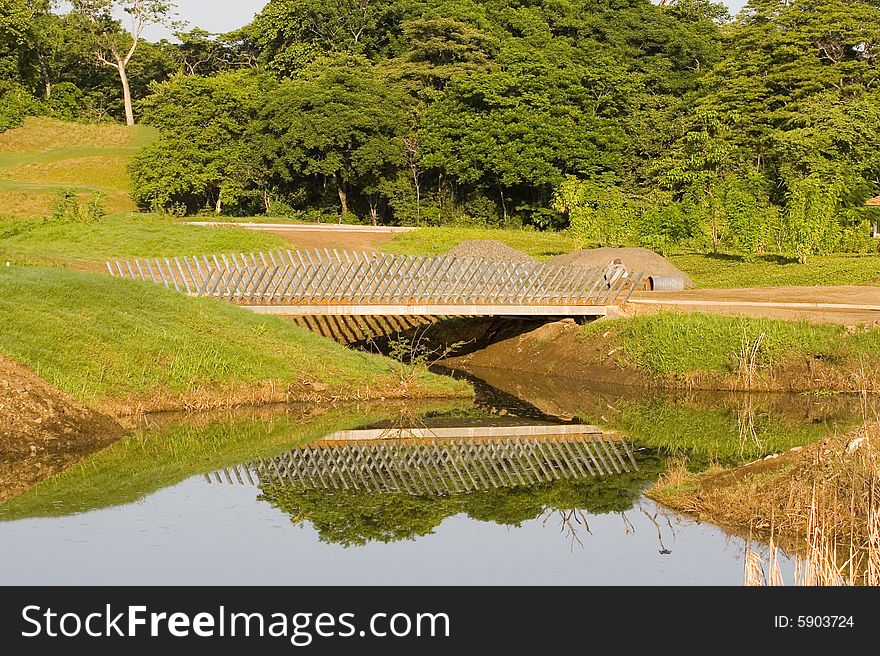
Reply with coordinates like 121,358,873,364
442,316,880,396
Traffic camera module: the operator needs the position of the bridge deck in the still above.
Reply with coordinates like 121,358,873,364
106,248,641,317
243,304,607,316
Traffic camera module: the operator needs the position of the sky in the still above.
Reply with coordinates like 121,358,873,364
137,0,750,41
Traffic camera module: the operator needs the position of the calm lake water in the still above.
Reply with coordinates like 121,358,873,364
5,371,863,586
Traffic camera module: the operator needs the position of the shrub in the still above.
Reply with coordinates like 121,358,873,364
51,188,107,224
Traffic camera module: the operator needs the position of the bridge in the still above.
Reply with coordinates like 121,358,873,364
106,248,642,317
205,424,638,496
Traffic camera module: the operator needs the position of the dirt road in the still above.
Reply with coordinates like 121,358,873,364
187,222,412,253
629,286,880,324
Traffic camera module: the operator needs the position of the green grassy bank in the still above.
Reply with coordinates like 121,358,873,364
669,252,880,288
0,266,469,413
384,228,880,287
583,312,880,378
384,227,580,260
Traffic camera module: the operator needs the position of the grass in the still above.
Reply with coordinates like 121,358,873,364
384,227,581,260
0,266,469,412
668,251,880,288
4,114,876,289
0,117,158,219
582,312,880,377
0,214,287,268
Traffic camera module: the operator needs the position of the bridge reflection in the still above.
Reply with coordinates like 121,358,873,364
206,425,637,495
205,424,661,546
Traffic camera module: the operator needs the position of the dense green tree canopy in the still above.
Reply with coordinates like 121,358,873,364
4,0,880,255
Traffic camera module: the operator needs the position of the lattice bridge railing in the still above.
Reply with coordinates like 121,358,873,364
106,249,642,310
206,433,638,496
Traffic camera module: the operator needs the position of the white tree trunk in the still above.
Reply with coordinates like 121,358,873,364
118,61,135,126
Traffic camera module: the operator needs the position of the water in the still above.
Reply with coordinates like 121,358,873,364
4,372,860,586
0,484,766,585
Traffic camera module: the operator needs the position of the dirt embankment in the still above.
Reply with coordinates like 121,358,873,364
0,356,124,502
549,247,694,287
442,318,880,395
447,240,540,264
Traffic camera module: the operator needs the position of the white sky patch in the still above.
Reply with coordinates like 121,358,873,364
57,0,749,42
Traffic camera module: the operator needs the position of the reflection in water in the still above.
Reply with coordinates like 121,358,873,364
0,399,798,584
211,427,637,494
452,364,880,466
0,380,820,584
205,426,663,548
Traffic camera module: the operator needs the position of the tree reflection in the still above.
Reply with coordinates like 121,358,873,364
256,452,664,547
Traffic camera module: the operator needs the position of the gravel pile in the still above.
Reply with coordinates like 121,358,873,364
548,247,695,288
446,240,538,264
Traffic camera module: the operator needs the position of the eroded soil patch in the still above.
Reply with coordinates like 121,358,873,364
0,356,123,502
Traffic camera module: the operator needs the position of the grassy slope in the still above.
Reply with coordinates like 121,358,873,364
581,311,880,378
0,266,468,412
0,117,157,218
0,214,286,268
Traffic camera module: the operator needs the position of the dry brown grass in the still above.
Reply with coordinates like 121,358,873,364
653,422,880,585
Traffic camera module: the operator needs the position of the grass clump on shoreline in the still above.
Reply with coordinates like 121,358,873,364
650,423,880,585
0,266,469,413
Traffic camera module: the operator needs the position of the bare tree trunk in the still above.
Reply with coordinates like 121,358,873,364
38,55,51,98
499,183,508,224
336,175,348,221
117,60,135,126
437,173,443,223
215,193,222,214
368,197,378,226
412,168,421,225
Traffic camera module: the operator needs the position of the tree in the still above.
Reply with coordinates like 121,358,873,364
131,70,274,214
553,177,637,246
659,112,743,252
421,36,633,225
70,0,176,125
173,28,258,76
253,55,409,221
783,174,845,263
252,0,405,76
